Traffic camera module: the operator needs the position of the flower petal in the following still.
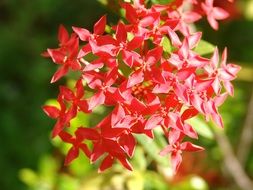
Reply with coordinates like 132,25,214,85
98,155,114,172
64,147,79,165
94,15,106,35
42,105,60,118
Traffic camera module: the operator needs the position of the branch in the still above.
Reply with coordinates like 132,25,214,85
213,129,253,190
237,87,253,165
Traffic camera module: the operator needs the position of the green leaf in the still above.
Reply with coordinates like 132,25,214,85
161,36,172,54
127,171,145,190
127,32,134,41
57,175,80,190
105,25,112,33
97,0,108,6
19,168,38,187
151,0,174,5
237,65,253,82
44,99,59,109
39,155,59,184
194,40,215,56
186,117,214,139
51,136,72,155
70,111,89,130
171,175,208,190
135,134,169,166
66,79,76,89
80,172,109,190
154,128,168,148
118,52,132,77
189,176,208,190
143,171,168,190
131,147,147,171
69,154,92,177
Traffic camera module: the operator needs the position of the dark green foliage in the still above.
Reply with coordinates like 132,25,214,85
0,1,111,190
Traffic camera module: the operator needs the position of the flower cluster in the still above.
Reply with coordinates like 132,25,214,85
43,0,240,172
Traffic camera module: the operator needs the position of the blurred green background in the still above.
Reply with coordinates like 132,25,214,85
0,0,253,190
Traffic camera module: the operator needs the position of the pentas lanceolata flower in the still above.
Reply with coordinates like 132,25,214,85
43,0,240,173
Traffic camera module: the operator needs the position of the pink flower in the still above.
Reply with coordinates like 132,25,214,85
168,33,209,69
205,47,241,96
201,0,229,30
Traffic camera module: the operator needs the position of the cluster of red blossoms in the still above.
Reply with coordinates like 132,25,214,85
43,0,240,172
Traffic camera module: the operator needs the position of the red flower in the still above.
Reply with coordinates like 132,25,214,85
90,115,134,171
127,46,164,88
113,22,144,54
83,67,119,110
43,0,240,173
58,129,95,165
43,95,71,137
72,15,107,42
43,79,89,137
43,25,81,83
160,129,204,172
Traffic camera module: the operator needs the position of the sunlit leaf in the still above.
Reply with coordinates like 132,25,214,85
44,99,60,109
131,147,147,171
151,0,174,5
171,175,208,190
19,168,38,187
66,79,77,90
80,172,111,190
143,171,168,190
190,176,209,190
97,0,108,6
127,171,144,190
69,154,93,176
154,128,168,148
194,40,215,56
161,36,172,53
186,117,214,139
244,0,253,20
58,175,80,190
70,111,89,130
51,135,73,155
135,134,169,166
39,155,59,184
